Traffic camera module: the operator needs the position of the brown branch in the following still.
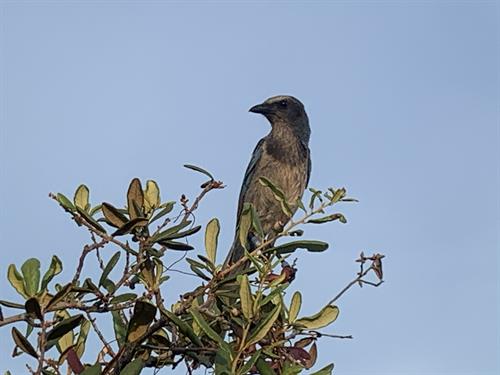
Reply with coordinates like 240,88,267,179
86,311,116,357
35,320,48,375
0,313,28,328
182,180,224,221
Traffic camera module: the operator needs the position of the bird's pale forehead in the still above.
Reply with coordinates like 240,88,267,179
265,95,302,106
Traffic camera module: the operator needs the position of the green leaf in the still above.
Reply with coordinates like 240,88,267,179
150,220,192,243
89,204,102,216
309,363,334,375
215,347,232,375
238,274,253,320
255,358,276,375
111,310,127,347
149,201,175,224
7,264,28,299
259,177,292,216
75,318,91,357
197,255,215,272
110,293,137,304
249,204,265,239
205,218,220,264
56,193,75,212
295,305,339,330
165,225,202,240
25,297,43,320
296,198,307,213
46,314,84,342
21,258,40,297
247,302,281,346
269,240,329,255
159,240,194,251
160,308,202,346
183,164,214,180
127,178,144,220
99,252,121,287
40,256,63,291
80,364,102,375
56,310,74,354
76,206,106,233
190,265,211,281
308,188,323,210
288,291,302,323
74,184,90,211
260,284,289,307
11,327,38,358
111,217,149,236
120,359,145,375
190,309,232,353
308,213,346,224
331,188,346,203
0,300,25,309
144,180,160,215
239,203,252,249
126,301,156,343
102,202,128,228
46,283,73,310
239,350,261,375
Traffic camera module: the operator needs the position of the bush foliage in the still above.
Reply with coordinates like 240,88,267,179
0,165,384,375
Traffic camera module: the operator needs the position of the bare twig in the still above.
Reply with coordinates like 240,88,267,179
86,312,116,357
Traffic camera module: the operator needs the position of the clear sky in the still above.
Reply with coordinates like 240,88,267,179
0,1,498,374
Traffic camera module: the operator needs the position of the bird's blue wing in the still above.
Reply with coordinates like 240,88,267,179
235,137,265,223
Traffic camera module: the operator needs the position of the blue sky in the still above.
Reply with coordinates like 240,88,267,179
0,1,498,374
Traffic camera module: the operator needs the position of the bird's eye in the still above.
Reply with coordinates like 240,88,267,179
279,100,288,108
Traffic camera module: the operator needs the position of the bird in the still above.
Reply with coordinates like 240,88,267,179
225,95,311,266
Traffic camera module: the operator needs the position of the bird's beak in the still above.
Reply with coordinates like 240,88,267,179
249,103,273,115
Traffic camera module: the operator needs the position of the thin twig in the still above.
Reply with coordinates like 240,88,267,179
86,312,116,357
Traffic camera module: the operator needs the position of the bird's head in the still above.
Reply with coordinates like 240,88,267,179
250,95,309,126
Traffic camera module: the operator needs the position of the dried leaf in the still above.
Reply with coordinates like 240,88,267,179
11,327,38,358
127,178,144,220
111,217,148,236
46,314,83,342
306,342,318,369
102,202,128,228
25,297,43,321
126,301,156,343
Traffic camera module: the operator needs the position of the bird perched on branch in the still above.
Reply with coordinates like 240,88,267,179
225,95,311,265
